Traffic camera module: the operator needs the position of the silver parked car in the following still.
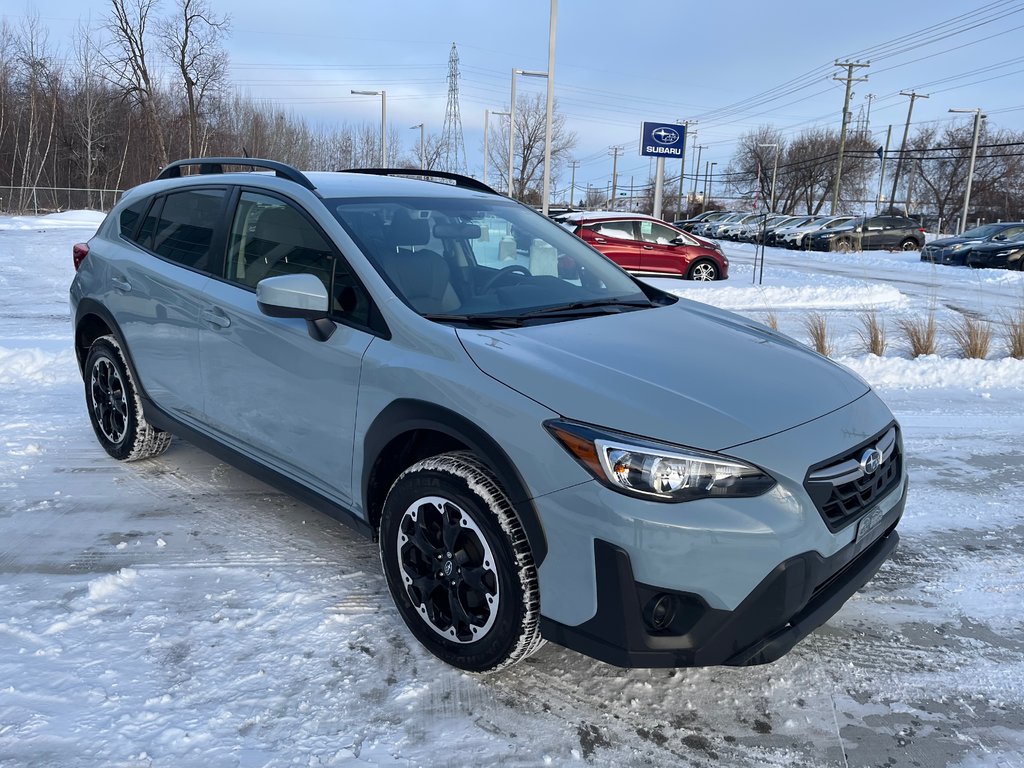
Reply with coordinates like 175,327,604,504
70,158,906,672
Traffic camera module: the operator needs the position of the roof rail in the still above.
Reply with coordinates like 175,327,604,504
156,157,317,191
339,167,498,195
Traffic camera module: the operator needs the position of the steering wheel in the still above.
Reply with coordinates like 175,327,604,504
481,264,531,292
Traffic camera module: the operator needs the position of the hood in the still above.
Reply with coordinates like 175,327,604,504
972,239,1024,253
457,300,869,451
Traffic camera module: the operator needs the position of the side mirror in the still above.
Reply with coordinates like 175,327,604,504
671,236,687,246
993,234,1006,241
257,273,336,341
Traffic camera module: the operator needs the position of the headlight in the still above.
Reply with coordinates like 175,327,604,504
545,420,776,502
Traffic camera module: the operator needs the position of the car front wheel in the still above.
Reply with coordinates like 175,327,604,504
84,335,172,461
688,260,719,281
379,452,543,672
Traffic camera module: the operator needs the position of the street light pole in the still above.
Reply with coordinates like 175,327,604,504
483,110,509,187
541,0,558,215
410,123,424,170
950,107,986,234
706,161,717,207
351,89,387,166
509,68,548,200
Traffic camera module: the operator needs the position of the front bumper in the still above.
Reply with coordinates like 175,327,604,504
921,247,968,265
539,483,906,667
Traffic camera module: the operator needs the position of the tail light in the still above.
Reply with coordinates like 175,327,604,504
73,242,89,271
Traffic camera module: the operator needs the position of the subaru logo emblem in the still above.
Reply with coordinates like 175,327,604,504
651,127,679,145
443,560,454,577
859,448,883,476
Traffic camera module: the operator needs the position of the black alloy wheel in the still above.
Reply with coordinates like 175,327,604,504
84,335,172,461
379,452,542,672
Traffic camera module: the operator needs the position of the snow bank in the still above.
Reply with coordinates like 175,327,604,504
0,346,77,386
0,210,106,230
840,354,1024,390
658,280,906,311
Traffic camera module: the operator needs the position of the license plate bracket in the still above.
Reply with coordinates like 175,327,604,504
856,506,886,543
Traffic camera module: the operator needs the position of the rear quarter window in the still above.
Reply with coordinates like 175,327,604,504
118,198,150,240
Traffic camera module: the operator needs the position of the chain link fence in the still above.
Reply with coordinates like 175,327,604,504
0,186,124,215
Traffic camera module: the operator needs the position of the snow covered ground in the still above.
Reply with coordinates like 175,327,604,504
1,213,1023,767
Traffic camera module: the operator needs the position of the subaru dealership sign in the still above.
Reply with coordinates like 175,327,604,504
640,121,686,158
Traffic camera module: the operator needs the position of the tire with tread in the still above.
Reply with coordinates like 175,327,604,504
379,451,543,672
899,238,920,251
687,259,719,281
84,335,172,461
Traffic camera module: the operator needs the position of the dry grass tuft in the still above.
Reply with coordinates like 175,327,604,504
857,310,887,356
1003,307,1024,359
802,312,834,357
762,308,779,331
897,312,937,357
948,314,993,359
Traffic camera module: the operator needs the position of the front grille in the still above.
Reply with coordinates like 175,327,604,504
803,425,902,531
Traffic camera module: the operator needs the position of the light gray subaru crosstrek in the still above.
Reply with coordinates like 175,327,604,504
70,158,907,672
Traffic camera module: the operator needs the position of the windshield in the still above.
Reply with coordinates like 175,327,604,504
328,196,656,323
961,224,1006,239
823,216,854,229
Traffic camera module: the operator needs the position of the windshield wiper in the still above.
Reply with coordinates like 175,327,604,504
515,298,653,319
424,299,652,328
423,313,527,328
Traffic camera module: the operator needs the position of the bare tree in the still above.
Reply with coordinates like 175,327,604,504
911,122,1024,226
157,0,229,158
69,20,117,207
727,124,875,215
11,12,62,210
104,0,167,170
485,93,576,203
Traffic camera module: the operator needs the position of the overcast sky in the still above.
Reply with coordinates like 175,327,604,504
10,1,1024,199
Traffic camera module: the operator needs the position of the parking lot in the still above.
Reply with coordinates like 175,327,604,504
1,217,1023,767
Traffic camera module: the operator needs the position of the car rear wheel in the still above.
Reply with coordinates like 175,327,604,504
84,335,172,461
899,238,920,251
379,452,543,672
688,260,719,281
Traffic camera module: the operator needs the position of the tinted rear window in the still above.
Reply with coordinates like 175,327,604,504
149,189,227,272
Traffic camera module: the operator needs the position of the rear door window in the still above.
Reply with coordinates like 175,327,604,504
589,220,637,241
149,188,228,273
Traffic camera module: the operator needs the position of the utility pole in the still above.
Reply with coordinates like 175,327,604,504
690,143,704,207
950,107,986,234
830,60,870,213
609,146,622,207
876,124,893,213
568,159,579,207
677,120,695,219
889,90,929,214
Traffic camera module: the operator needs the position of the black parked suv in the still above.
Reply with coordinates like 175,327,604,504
806,215,925,252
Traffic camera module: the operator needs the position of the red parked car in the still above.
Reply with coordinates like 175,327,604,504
560,212,729,280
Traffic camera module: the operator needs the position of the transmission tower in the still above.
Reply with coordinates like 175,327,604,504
440,43,467,175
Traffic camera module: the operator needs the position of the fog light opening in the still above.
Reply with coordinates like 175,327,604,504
643,593,677,632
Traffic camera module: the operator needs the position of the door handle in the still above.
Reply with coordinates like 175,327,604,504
201,308,231,328
111,277,132,292
642,245,654,250
594,237,607,243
